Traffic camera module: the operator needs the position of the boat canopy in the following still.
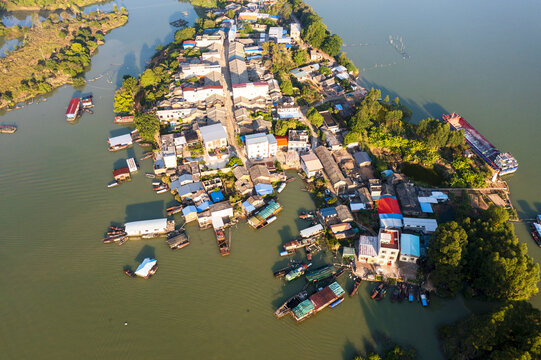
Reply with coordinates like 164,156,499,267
109,133,133,147
125,218,170,236
135,258,157,277
300,224,323,238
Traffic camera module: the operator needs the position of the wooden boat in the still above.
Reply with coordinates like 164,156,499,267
167,229,189,250
81,95,93,108
273,263,300,278
145,172,156,178
0,125,17,134
375,286,387,301
371,283,384,299
123,269,136,277
390,287,400,303
153,185,166,191
166,205,183,216
349,277,362,297
110,226,124,231
216,229,230,256
107,181,119,188
285,177,296,183
398,283,407,302
299,212,314,220
117,236,128,246
104,233,127,242
274,290,309,318
140,152,153,161
153,181,163,186
108,144,130,152
530,219,541,247
138,142,153,147
114,115,134,124
156,188,168,194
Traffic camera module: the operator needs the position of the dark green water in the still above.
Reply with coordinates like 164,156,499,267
1,0,539,359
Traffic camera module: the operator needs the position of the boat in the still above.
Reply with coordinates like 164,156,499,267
420,291,429,307
170,18,188,27
134,258,158,279
114,115,134,124
280,250,295,256
117,236,128,246
305,265,336,282
156,188,169,194
285,264,310,282
375,286,387,301
140,152,154,161
166,205,183,216
349,277,362,297
107,181,119,188
277,182,286,193
330,297,344,308
299,212,314,220
110,226,124,231
216,229,230,256
65,98,81,121
145,172,156,178
398,283,407,302
442,113,518,175
408,286,415,302
81,95,93,108
167,229,190,250
371,283,384,299
275,290,309,318
108,143,130,152
142,233,160,239
153,181,163,186
530,216,541,247
181,10,188,16
390,287,400,303
123,269,136,277
103,233,127,242
273,263,301,278
247,200,282,229
283,237,316,251
291,282,345,322
285,177,296,183
0,125,17,134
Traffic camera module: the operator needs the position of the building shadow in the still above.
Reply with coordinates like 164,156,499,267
116,52,137,88
135,244,156,263
125,200,165,222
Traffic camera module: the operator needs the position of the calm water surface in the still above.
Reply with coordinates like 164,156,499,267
0,0,539,359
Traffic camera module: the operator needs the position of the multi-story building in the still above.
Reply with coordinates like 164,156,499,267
199,123,228,152
245,133,277,159
377,228,400,265
288,130,310,153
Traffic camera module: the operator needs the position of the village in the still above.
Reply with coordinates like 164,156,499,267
99,0,525,320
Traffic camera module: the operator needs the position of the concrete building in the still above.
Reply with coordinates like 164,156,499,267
314,146,347,193
290,22,301,41
395,181,421,216
377,228,400,265
183,85,224,103
400,233,420,263
288,130,310,153
232,82,269,100
229,58,249,85
245,133,277,159
356,235,379,264
402,217,438,233
276,101,302,119
195,34,224,48
199,123,228,152
180,63,221,79
353,151,372,167
300,152,323,178
249,164,271,185
268,26,283,41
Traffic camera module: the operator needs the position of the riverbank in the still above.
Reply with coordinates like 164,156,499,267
0,7,128,108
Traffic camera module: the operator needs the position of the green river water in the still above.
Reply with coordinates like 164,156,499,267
1,0,540,359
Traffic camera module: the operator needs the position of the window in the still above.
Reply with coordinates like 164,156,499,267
381,250,386,254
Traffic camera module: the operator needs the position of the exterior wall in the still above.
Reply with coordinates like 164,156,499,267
204,138,227,152
156,108,195,123
358,255,378,264
268,142,277,156
400,254,418,263
377,248,399,265
288,141,310,153
246,140,269,159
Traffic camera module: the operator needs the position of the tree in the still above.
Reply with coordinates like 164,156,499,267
302,15,327,48
427,222,468,297
134,112,160,143
484,205,509,225
280,79,293,95
306,107,323,127
226,9,235,19
140,68,160,88
293,48,308,66
174,27,195,43
439,301,541,360
319,65,331,76
321,34,342,57
113,87,134,114
226,157,243,167
344,131,361,145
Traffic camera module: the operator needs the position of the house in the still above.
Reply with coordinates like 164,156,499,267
300,152,323,178
402,218,438,234
232,82,269,100
183,85,224,103
234,107,251,125
318,207,339,225
202,178,223,192
400,233,420,263
288,130,310,153
353,151,372,167
268,26,283,41
180,63,221,79
335,204,354,223
173,181,204,200
290,68,310,81
395,182,421,216
235,178,254,195
249,164,271,185
232,165,250,180
113,167,130,182
377,195,403,229
197,209,213,228
321,128,342,151
124,218,174,237
174,135,187,154
156,108,197,124
203,71,222,86
290,22,301,41
320,111,340,133
314,146,347,193
199,123,228,152
229,58,249,85
377,228,400,265
369,178,382,199
276,101,302,119
209,201,234,229
175,174,194,186
275,136,289,150
310,49,322,61
182,205,198,223
245,133,277,159
195,34,223,48
356,235,379,263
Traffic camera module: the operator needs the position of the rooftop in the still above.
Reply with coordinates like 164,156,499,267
400,233,420,257
379,229,399,250
199,123,227,143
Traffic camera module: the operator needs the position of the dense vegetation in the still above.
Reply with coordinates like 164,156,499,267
0,7,128,107
134,112,160,143
2,0,105,10
353,344,417,360
346,88,490,187
425,206,539,300
439,301,541,360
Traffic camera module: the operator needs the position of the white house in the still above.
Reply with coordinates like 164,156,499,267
377,228,400,265
124,218,174,237
356,235,379,264
232,82,269,100
288,130,310,153
156,108,197,123
180,63,221,79
402,217,438,233
268,26,283,41
300,152,323,178
276,102,301,119
245,133,277,160
195,34,224,48
199,123,228,152
183,85,224,103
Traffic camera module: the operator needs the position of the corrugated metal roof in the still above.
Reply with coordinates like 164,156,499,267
329,281,345,297
125,218,169,236
319,207,337,218
300,224,323,238
292,299,314,319
357,235,379,257
257,200,281,219
199,123,227,143
108,134,133,147
210,190,225,203
400,233,420,257
419,202,434,213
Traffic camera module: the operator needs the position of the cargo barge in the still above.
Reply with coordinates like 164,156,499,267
290,281,345,322
442,113,518,175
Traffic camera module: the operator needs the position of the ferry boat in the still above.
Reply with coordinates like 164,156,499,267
442,113,518,176
530,215,541,247
0,125,17,134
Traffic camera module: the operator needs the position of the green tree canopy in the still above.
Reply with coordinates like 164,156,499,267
321,34,342,57
134,112,160,143
280,79,293,96
293,48,308,66
306,107,323,127
174,27,195,44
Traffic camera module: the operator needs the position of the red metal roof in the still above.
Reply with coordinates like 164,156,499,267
113,168,130,177
66,98,80,115
377,196,401,215
309,287,337,310
275,136,288,147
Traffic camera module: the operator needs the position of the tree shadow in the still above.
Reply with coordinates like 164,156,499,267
517,199,535,220
342,338,358,360
116,52,137,88
125,200,165,222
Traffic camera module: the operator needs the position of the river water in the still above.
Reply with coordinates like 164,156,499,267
0,0,539,359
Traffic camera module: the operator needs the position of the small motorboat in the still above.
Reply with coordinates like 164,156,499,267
299,212,314,220
375,286,387,301
123,269,136,277
117,236,128,246
108,181,119,188
330,297,344,308
408,286,415,302
0,125,17,134
371,283,384,299
280,249,295,256
152,181,162,186
140,152,153,161
145,172,156,178
110,226,124,231
156,188,168,194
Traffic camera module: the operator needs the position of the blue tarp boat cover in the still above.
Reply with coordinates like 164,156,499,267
210,190,225,203
255,183,273,196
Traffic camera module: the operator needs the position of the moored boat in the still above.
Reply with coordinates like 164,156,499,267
305,265,336,282
285,264,311,282
81,95,93,108
275,290,309,318
140,152,154,161
108,181,119,188
408,286,415,302
530,216,541,247
375,286,387,301
134,258,158,279
330,297,344,308
371,283,384,299
216,229,230,256
156,188,168,194
299,212,314,220
277,182,286,193
349,277,362,297
145,172,156,178
0,125,17,134
123,269,136,277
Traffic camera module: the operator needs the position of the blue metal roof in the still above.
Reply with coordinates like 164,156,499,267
400,233,420,257
419,202,434,213
242,201,256,214
196,201,212,213
255,183,273,196
210,190,225,203
182,205,197,215
320,207,337,218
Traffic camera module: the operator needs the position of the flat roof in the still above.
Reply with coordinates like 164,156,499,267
400,233,420,257
199,123,227,143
